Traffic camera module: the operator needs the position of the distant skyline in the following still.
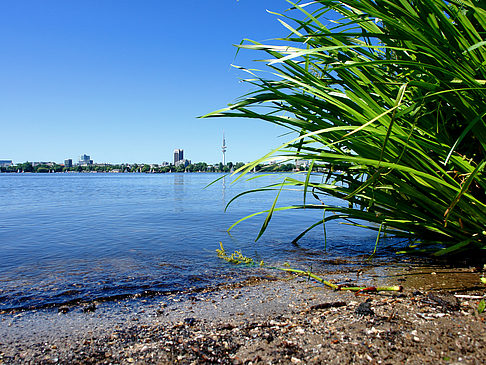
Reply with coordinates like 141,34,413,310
0,1,300,165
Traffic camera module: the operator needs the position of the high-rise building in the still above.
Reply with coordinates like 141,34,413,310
79,154,93,166
64,159,73,168
173,149,183,165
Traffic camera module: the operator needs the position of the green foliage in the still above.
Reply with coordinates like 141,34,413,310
216,243,402,293
216,242,264,266
478,299,486,314
205,0,486,256
21,162,33,173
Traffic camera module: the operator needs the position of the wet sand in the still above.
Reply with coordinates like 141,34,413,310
1,265,485,364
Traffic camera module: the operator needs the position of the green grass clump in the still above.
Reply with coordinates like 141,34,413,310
204,0,486,257
216,243,402,293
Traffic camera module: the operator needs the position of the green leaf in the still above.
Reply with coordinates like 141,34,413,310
478,299,485,314
204,0,486,256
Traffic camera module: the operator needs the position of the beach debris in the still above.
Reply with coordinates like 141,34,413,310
426,293,460,311
58,305,70,314
355,299,374,316
184,317,196,326
82,303,97,313
310,302,346,311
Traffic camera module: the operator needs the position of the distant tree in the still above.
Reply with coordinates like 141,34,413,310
234,162,245,170
21,162,33,173
194,162,207,172
281,163,295,172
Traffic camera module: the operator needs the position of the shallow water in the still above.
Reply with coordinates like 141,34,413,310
0,173,398,310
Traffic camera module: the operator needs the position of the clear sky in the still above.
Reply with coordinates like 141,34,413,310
0,0,298,165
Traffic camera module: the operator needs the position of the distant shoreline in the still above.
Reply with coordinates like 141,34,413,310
0,161,300,174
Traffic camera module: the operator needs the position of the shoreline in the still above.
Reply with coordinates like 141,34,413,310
1,265,485,364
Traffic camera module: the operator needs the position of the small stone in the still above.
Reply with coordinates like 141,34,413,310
355,299,374,316
82,303,97,313
184,317,196,326
58,306,70,314
295,327,305,334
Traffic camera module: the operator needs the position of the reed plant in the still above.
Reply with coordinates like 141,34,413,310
204,0,486,256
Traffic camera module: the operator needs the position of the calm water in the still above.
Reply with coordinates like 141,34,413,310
0,173,391,310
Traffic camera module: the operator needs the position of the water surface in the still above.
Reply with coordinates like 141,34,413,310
0,173,393,310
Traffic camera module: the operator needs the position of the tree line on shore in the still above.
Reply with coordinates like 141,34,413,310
0,161,298,174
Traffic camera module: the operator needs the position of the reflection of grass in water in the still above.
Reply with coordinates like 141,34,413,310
204,0,486,257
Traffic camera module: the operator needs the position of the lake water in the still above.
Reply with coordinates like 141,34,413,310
0,173,394,311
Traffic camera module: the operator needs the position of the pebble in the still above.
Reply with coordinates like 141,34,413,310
355,299,374,316
1,278,485,364
295,327,305,334
58,306,70,314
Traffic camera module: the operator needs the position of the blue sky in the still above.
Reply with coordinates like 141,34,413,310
0,0,303,165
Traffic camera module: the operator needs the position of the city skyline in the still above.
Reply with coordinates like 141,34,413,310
3,132,233,166
0,1,293,165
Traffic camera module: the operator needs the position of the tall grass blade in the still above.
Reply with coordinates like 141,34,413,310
204,0,486,257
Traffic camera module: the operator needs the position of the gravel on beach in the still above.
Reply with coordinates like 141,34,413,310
1,267,486,364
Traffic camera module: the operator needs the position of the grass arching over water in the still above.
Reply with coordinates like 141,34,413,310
204,0,486,257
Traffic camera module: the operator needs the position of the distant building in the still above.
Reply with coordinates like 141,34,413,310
0,160,13,167
173,149,184,165
222,133,227,165
175,159,191,167
295,159,310,170
32,161,55,167
64,159,73,168
78,154,93,166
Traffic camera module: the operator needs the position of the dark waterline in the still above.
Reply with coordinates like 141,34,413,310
0,173,399,311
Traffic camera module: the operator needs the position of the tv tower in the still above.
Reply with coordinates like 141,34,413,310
222,132,227,165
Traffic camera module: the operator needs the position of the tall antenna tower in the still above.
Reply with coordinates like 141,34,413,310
222,132,227,166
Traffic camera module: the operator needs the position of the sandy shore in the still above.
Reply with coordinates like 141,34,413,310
1,265,485,364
